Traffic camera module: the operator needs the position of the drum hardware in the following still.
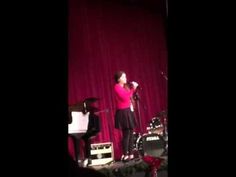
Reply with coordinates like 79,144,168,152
162,112,168,142
148,117,164,136
133,132,142,150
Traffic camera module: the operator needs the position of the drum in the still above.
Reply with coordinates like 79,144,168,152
136,133,165,157
149,117,164,135
133,132,142,150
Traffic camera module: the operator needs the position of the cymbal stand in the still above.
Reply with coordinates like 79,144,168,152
162,115,168,155
163,115,168,141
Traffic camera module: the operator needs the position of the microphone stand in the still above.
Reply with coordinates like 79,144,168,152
163,113,168,141
133,89,143,133
162,73,168,141
160,71,168,154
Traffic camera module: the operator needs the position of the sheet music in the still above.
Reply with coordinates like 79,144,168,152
68,111,90,134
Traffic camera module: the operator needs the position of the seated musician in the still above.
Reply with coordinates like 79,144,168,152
81,106,100,165
68,99,100,165
68,101,89,162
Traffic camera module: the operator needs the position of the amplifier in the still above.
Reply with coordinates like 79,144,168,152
89,142,114,166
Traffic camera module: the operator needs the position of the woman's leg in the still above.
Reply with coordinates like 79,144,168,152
128,129,134,155
122,129,130,155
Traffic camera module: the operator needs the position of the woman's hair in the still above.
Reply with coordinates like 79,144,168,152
114,71,125,83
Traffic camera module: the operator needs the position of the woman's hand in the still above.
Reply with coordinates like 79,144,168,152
131,81,139,89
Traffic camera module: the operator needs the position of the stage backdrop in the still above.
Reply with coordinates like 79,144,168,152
68,0,167,160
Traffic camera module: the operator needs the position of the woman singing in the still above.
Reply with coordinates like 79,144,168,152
113,71,139,162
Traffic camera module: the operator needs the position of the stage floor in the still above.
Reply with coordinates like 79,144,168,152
86,156,168,177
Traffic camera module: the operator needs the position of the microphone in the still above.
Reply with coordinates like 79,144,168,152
130,81,142,90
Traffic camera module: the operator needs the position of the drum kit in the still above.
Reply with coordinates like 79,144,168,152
133,110,168,158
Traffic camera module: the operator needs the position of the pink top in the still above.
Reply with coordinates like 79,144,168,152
114,83,134,109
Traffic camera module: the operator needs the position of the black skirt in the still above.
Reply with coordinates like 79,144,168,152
115,108,137,129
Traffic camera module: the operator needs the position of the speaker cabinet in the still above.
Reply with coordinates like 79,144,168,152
89,142,114,166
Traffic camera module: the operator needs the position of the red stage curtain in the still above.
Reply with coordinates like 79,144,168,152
68,0,167,160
